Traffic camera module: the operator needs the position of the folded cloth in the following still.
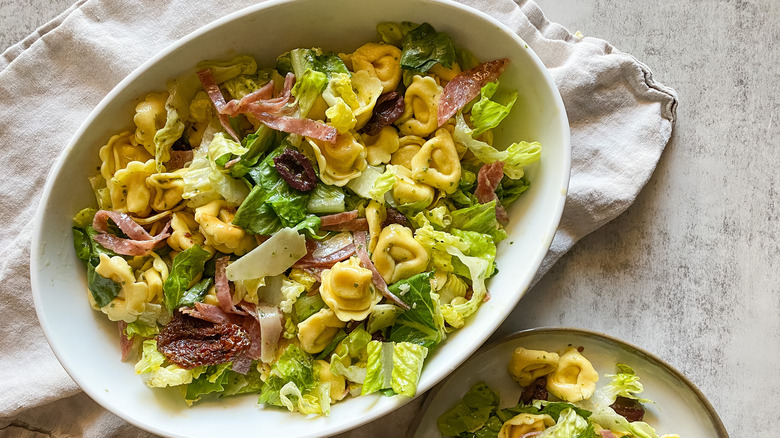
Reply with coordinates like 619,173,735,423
0,0,677,436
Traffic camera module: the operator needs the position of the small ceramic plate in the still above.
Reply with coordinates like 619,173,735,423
410,327,729,437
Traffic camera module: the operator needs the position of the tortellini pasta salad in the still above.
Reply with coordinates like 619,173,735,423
71,21,542,414
437,346,680,438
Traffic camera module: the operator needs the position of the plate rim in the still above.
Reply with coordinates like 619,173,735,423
407,326,730,438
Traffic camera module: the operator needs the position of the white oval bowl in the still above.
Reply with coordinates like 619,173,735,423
30,0,570,436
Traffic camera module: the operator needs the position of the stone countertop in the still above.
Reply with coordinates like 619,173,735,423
3,0,777,436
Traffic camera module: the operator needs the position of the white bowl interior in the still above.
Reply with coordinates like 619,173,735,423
31,0,570,436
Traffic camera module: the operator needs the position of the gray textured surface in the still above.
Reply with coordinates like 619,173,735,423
2,0,777,436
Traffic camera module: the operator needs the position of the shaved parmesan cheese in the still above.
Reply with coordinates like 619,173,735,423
225,228,307,282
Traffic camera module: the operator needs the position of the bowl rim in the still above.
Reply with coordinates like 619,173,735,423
30,0,571,436
406,327,730,438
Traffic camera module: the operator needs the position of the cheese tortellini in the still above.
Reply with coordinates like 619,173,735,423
167,211,208,252
133,92,168,155
307,132,367,187
395,75,442,137
508,347,560,387
297,308,346,354
350,42,402,94
390,135,425,169
391,165,435,208
99,131,153,183
545,348,599,402
365,200,386,253
411,128,461,194
320,257,380,322
94,254,157,323
363,126,400,166
498,413,555,438
193,200,255,255
372,224,429,284
146,169,186,212
110,159,157,216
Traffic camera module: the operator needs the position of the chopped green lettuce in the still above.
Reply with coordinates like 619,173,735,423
135,340,194,388
376,21,419,47
362,341,428,397
469,81,518,136
184,363,232,406
307,183,346,214
387,272,445,349
182,140,250,207
162,245,212,311
436,381,499,436
154,73,200,171
233,144,311,235
259,344,325,414
72,212,122,308
400,23,456,72
453,113,541,180
450,201,508,242
329,327,371,383
196,55,257,84
537,408,591,438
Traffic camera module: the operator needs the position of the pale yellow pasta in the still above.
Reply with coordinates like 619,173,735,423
391,165,434,208
365,200,386,253
146,169,186,212
546,348,600,402
95,254,155,323
396,75,442,137
167,211,208,252
194,200,255,255
428,62,462,83
133,92,168,155
498,414,555,438
307,132,367,187
98,131,153,184
362,126,400,166
323,71,383,132
110,159,156,216
390,135,425,169
351,42,402,93
186,91,214,147
320,257,379,322
297,308,346,354
508,347,560,386
372,224,429,284
411,128,461,194
315,360,348,402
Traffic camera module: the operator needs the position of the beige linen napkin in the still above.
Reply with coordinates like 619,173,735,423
0,0,677,436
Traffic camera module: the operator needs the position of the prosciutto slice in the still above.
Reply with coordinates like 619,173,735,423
219,73,296,117
353,231,410,310
241,302,284,364
118,321,132,362
597,431,616,438
183,302,243,325
214,257,247,315
437,58,511,126
293,233,356,268
92,210,171,256
475,161,509,224
319,210,369,232
251,112,337,143
195,68,241,142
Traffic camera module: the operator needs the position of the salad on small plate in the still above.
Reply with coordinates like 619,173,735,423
411,328,729,438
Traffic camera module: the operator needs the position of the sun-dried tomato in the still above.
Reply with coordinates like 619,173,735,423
519,376,548,404
360,92,405,136
610,396,645,422
273,148,317,192
156,312,251,369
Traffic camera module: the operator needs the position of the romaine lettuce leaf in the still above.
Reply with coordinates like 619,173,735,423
182,142,250,207
376,21,419,47
154,73,200,171
400,23,456,72
453,113,541,180
538,408,591,438
388,272,445,349
362,341,428,397
233,144,311,235
72,214,123,308
162,244,212,311
135,340,195,388
258,344,318,412
469,81,517,136
307,182,346,214
436,381,499,436
184,363,232,406
329,327,371,383
450,201,508,242
196,55,258,84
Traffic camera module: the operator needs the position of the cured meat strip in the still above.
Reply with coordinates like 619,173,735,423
195,68,241,142
353,231,410,310
251,112,337,143
437,58,510,127
475,161,509,224
214,256,247,315
92,210,171,257
220,73,296,117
